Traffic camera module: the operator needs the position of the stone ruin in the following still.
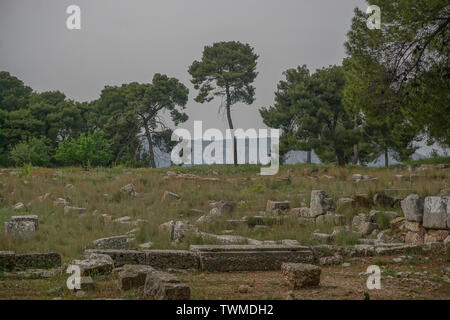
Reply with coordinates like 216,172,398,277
4,215,39,239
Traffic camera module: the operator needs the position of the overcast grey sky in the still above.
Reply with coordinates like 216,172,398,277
0,0,365,131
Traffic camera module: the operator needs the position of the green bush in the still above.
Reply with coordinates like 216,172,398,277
9,137,52,167
55,131,113,168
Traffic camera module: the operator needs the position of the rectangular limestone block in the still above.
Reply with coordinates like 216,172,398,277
84,249,145,267
281,263,321,289
423,197,448,229
190,245,314,272
118,265,154,291
374,244,421,255
14,252,61,270
144,270,190,300
144,250,199,269
11,215,39,230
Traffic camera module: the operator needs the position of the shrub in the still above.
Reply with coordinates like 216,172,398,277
9,137,52,167
55,131,113,168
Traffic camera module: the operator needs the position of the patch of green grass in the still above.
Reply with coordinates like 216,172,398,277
243,184,266,194
376,213,392,230
382,269,396,277
332,231,360,246
374,257,392,266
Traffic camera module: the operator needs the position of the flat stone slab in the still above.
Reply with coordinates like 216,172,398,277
93,235,129,249
311,245,375,260
144,270,190,300
281,263,321,289
3,268,62,279
190,245,311,252
72,253,114,276
84,249,145,267
4,221,36,239
118,265,154,291
64,206,87,215
14,252,61,270
190,245,314,272
10,215,39,230
374,244,421,255
144,250,199,270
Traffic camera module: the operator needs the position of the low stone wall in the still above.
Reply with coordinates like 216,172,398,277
84,249,145,267
79,241,443,273
0,251,16,271
190,245,314,272
0,251,61,271
144,250,199,270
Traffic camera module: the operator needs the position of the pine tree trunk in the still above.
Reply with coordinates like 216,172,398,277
225,86,237,166
352,143,359,165
144,124,156,168
384,148,389,168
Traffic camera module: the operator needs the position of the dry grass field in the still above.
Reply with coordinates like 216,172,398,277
0,163,449,299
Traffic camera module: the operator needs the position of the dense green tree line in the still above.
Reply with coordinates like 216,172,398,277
0,71,189,168
261,0,449,167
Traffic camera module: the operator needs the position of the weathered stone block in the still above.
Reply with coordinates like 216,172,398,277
84,249,145,267
318,255,343,266
118,265,154,291
404,221,425,234
73,253,114,276
405,231,425,245
144,270,190,300
281,263,321,289
315,213,345,225
352,214,377,235
14,252,61,270
93,235,129,249
374,244,420,255
145,250,199,269
401,194,424,222
190,245,314,272
424,229,448,243
4,221,36,239
10,215,39,230
310,190,334,217
172,221,199,242
423,197,448,229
